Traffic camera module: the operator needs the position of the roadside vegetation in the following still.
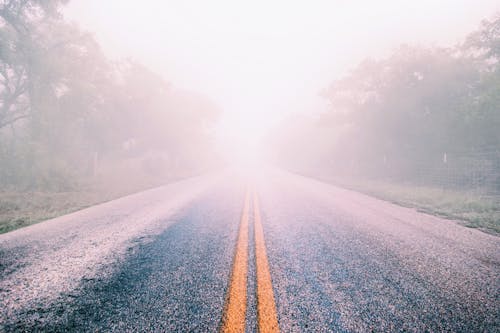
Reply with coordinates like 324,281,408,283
270,15,500,235
319,177,500,235
0,188,129,234
0,1,219,233
0,164,200,234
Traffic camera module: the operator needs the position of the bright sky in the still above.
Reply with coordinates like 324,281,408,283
65,0,499,156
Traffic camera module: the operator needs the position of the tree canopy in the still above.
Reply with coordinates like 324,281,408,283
0,0,220,189
271,14,500,183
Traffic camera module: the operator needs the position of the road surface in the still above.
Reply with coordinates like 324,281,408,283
1,169,499,332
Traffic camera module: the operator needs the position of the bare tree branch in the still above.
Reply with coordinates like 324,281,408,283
0,110,29,129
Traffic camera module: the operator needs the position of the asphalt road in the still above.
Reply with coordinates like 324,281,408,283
1,169,499,332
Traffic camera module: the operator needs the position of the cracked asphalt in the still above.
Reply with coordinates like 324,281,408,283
1,169,499,332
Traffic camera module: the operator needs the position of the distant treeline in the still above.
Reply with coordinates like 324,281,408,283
0,0,219,190
271,15,500,185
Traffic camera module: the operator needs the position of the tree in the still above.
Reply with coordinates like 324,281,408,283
0,0,220,189
0,0,69,130
464,14,500,62
272,15,500,182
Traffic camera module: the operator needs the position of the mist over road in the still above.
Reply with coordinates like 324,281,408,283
1,169,498,332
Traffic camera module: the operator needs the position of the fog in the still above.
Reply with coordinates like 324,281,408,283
64,0,499,157
2,3,500,329
1,0,499,197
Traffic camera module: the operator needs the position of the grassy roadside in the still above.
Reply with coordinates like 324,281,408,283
0,172,194,235
317,176,500,236
0,190,118,234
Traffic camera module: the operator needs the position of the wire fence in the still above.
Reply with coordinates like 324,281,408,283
357,148,500,197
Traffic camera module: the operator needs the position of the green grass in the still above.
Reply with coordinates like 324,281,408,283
325,177,500,235
3,172,498,236
0,191,108,234
0,171,193,234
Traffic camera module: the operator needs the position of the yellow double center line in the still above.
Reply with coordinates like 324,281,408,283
220,189,280,333
220,190,250,332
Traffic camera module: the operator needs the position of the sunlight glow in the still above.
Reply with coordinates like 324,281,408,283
65,0,500,160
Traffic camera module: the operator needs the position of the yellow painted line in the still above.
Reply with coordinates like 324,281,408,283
253,191,280,333
220,189,250,333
